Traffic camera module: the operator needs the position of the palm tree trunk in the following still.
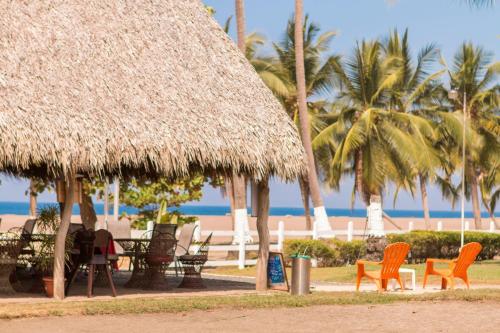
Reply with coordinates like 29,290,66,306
234,0,247,214
468,159,482,229
419,173,431,230
232,0,249,242
354,150,369,206
232,174,247,211
53,177,76,300
255,179,270,291
298,175,312,230
294,0,329,231
235,0,246,51
79,190,97,230
29,180,37,217
224,176,236,229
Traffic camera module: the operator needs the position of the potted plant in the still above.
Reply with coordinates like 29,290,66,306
30,205,73,297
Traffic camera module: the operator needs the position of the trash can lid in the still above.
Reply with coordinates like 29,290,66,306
290,254,311,260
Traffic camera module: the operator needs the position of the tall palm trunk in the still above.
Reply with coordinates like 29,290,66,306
298,175,312,230
232,0,249,242
419,173,431,230
29,180,37,217
354,150,369,206
224,176,236,229
468,159,482,229
234,0,248,213
80,190,97,230
294,0,330,231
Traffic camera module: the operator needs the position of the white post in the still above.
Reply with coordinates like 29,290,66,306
437,221,443,232
146,220,154,238
113,177,119,222
347,221,353,242
194,220,201,242
238,219,246,269
490,221,495,233
311,258,318,268
312,220,318,240
464,221,470,231
278,221,285,252
103,179,109,229
408,221,414,232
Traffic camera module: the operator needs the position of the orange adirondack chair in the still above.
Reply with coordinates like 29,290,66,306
423,242,482,290
356,242,410,292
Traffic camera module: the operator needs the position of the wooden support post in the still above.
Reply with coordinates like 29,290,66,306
53,176,76,300
255,178,270,291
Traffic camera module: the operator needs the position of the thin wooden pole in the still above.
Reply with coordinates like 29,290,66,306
256,178,270,291
53,176,75,300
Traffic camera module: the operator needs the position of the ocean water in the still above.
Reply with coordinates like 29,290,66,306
0,201,497,218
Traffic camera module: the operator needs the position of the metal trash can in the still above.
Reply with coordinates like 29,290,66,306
291,255,311,295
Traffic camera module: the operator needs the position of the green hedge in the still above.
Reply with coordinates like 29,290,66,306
282,231,499,267
283,239,366,267
387,231,500,263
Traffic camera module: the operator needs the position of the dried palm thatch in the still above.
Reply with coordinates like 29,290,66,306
0,0,305,181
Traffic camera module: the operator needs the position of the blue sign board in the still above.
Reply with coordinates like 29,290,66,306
267,252,289,291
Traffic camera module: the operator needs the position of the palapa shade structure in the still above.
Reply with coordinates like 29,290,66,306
0,0,306,299
0,0,305,181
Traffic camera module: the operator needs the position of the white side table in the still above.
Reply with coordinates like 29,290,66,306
391,268,416,290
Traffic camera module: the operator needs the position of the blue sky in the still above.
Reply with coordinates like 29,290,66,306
0,0,497,213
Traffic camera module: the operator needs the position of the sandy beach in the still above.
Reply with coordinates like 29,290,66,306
0,213,492,239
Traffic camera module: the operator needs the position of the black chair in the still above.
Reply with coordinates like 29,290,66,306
178,233,212,289
143,230,176,290
68,223,85,236
153,223,177,237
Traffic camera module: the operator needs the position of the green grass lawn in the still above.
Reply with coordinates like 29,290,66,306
206,260,500,285
1,289,500,319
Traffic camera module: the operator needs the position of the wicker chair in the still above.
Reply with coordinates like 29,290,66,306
0,234,22,294
143,230,176,290
178,233,212,289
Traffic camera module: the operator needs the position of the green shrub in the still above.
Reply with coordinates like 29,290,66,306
387,231,500,263
283,239,367,267
283,239,339,267
327,239,367,265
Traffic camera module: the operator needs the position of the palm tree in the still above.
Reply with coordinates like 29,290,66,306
294,0,332,231
271,15,337,229
381,29,444,229
314,39,431,208
443,43,499,229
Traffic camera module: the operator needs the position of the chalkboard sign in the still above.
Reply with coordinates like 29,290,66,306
267,252,289,291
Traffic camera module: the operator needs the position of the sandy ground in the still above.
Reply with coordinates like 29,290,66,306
1,213,491,240
1,301,499,333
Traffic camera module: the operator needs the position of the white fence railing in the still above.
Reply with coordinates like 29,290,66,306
192,219,498,270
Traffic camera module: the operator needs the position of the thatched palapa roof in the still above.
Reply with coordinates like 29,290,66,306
0,0,305,181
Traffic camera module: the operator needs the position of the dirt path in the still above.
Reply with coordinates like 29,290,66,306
1,301,499,333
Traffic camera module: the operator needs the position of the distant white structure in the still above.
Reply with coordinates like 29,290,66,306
367,195,385,236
